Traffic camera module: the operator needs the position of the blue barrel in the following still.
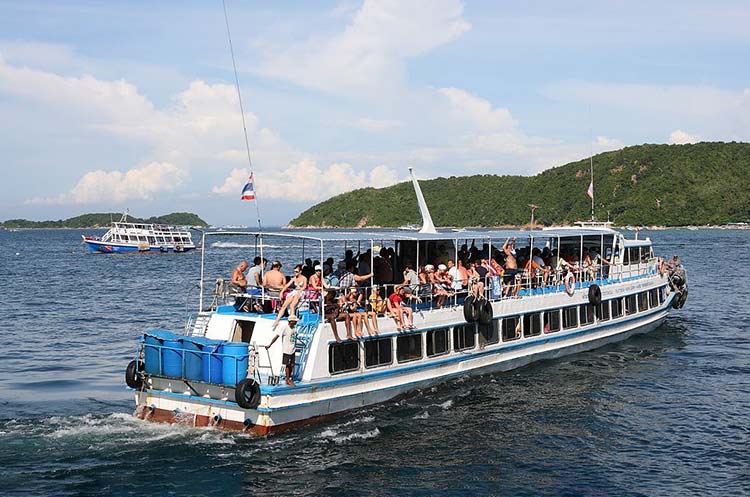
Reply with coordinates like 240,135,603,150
162,339,183,377
185,337,223,383
221,342,249,386
143,335,161,374
181,339,203,381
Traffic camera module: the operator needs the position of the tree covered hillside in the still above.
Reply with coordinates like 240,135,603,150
2,212,208,229
290,142,750,227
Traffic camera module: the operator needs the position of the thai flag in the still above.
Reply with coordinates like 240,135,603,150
586,181,594,199
241,174,255,200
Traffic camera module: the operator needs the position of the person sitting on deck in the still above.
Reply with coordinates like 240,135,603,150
387,285,420,331
246,257,266,294
402,263,420,292
230,260,249,294
263,315,298,387
324,291,343,343
428,264,451,308
466,261,484,299
588,246,611,280
273,264,308,328
341,287,364,339
447,259,465,293
262,260,287,300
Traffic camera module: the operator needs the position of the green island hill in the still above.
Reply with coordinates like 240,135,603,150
289,142,750,228
1,212,208,229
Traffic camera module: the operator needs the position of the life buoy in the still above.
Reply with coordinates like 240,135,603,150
463,295,480,322
564,272,575,296
125,360,144,389
588,284,602,307
235,378,262,409
478,299,493,326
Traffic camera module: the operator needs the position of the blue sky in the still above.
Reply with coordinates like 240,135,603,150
1,0,748,226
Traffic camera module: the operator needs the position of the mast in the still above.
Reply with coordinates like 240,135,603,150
590,154,595,221
222,0,262,231
408,167,437,234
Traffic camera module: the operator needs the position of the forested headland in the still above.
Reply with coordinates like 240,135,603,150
1,212,208,229
289,142,750,227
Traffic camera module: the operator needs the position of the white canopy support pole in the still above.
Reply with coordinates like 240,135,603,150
199,231,206,311
409,167,438,234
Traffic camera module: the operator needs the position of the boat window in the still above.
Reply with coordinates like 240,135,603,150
648,288,659,308
479,322,499,345
640,247,652,263
611,298,623,318
397,334,423,363
329,342,360,374
625,294,637,315
523,313,542,337
364,338,392,368
659,286,666,304
638,292,649,311
453,325,476,351
562,306,578,329
544,310,561,333
426,329,449,357
501,316,521,342
579,304,594,326
599,301,611,321
627,248,640,265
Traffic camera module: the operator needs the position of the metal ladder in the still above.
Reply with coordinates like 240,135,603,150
291,311,321,381
186,312,212,337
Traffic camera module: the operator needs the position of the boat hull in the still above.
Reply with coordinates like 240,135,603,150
84,239,196,253
133,300,671,434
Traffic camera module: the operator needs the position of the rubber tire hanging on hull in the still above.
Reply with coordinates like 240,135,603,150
463,295,480,322
235,378,262,409
588,284,602,307
478,299,493,326
125,360,144,389
672,289,688,309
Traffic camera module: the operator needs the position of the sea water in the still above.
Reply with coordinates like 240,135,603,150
0,229,747,496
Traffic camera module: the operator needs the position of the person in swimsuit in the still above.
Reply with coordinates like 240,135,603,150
273,264,307,327
503,238,521,297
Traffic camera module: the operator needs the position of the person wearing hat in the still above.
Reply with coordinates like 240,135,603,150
264,314,298,387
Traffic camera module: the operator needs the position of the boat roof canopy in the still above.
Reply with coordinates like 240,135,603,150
201,228,622,243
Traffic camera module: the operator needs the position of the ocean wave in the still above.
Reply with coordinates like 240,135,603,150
210,241,283,249
318,427,380,444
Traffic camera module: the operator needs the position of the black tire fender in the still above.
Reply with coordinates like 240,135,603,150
678,288,688,309
235,378,262,409
478,300,493,326
125,360,144,389
463,295,480,322
588,284,602,307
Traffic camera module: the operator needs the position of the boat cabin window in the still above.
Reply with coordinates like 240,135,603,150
397,334,423,363
625,295,637,315
329,342,360,374
638,292,649,312
523,313,542,338
231,320,255,342
648,288,659,308
501,316,521,342
627,247,640,265
544,310,561,333
599,301,611,321
641,247,652,263
453,325,476,351
364,338,392,369
659,287,666,304
579,304,594,326
562,306,578,329
611,298,623,318
427,329,449,357
479,322,499,345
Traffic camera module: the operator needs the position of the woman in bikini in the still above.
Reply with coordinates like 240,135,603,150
273,264,307,327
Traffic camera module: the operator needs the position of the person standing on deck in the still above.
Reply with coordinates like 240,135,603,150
264,315,298,387
503,238,521,297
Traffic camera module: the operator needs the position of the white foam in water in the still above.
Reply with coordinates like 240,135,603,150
439,399,453,410
414,411,430,419
331,428,380,444
210,241,292,249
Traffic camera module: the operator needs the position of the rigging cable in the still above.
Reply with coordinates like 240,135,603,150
222,0,262,231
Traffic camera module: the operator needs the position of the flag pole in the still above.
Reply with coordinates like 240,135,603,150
223,0,262,231
589,154,594,221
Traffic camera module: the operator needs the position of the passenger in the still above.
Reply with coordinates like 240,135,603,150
466,261,484,299
365,286,384,335
429,264,452,308
387,285,419,331
374,247,394,286
588,246,611,280
502,238,521,297
324,291,343,343
337,261,373,291
230,260,249,294
341,287,362,339
263,314,298,387
447,260,464,292
402,263,420,292
358,249,372,276
246,257,266,294
273,264,308,328
305,264,324,305
262,260,287,299
301,258,315,279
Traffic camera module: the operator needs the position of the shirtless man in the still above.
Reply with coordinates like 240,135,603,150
263,260,287,298
502,238,521,296
230,261,249,293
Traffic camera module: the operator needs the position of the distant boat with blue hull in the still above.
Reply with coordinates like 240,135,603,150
82,212,197,254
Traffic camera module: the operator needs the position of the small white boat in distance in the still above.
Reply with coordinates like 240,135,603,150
82,211,196,253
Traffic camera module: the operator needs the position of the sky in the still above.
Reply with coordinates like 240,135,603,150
1,0,748,226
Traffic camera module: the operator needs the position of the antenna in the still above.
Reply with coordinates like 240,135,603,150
528,204,539,226
222,0,262,231
408,167,437,234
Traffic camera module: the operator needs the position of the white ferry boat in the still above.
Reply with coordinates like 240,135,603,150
125,221,688,434
82,212,197,253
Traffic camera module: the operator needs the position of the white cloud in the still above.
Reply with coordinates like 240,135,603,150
26,162,186,205
256,0,470,96
351,117,403,132
668,130,700,144
438,87,517,130
212,160,403,202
